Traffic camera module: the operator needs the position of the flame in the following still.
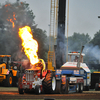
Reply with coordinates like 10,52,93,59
5,3,16,28
18,26,39,65
5,4,11,7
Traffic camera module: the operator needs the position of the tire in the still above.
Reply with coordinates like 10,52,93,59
95,83,99,91
18,86,24,94
5,73,13,87
61,79,67,94
76,84,79,93
84,86,90,91
12,77,18,87
42,72,56,94
35,85,41,94
66,79,69,94
24,89,29,93
55,80,61,94
79,83,83,93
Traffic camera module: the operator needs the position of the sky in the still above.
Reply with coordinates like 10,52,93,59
0,0,100,39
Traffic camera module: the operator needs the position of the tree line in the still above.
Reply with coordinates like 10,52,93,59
0,1,100,64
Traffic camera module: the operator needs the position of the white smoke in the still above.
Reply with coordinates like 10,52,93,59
83,44,100,64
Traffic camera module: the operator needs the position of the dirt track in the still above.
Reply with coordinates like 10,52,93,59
0,87,100,99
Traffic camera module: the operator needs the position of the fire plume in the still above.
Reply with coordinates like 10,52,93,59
18,26,39,65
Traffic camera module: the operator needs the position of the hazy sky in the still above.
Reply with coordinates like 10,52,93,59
1,0,100,39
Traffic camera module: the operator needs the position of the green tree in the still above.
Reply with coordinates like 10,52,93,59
0,1,48,61
90,30,100,48
67,32,91,51
83,30,100,64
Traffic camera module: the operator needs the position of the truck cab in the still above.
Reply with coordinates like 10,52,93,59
67,52,91,91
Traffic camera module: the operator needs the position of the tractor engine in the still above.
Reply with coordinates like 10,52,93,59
18,59,47,94
22,69,42,89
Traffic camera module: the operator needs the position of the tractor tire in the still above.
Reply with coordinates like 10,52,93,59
79,83,83,93
18,86,24,94
35,85,41,94
55,80,61,94
95,83,99,91
5,73,13,87
76,84,79,93
42,72,56,94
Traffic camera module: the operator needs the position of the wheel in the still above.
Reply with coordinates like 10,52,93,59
24,89,29,93
61,79,67,94
84,86,90,91
5,73,13,87
12,77,18,87
66,79,69,94
35,85,41,94
76,84,79,93
79,83,83,93
42,72,56,94
95,83,99,91
18,86,24,94
55,80,61,94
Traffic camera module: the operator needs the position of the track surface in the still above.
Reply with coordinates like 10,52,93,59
0,87,100,99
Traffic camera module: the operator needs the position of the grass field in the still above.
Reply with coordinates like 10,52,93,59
0,87,18,91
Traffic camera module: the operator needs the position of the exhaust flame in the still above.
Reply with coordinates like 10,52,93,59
18,26,39,65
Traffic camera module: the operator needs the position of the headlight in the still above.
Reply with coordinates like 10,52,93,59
3,66,5,69
14,66,17,70
87,76,90,79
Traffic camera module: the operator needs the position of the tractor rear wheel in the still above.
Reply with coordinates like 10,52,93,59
42,72,56,94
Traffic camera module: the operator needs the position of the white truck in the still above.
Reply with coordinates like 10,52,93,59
67,52,91,91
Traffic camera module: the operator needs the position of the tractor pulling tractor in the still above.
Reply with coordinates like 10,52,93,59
18,59,56,94
18,47,91,94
